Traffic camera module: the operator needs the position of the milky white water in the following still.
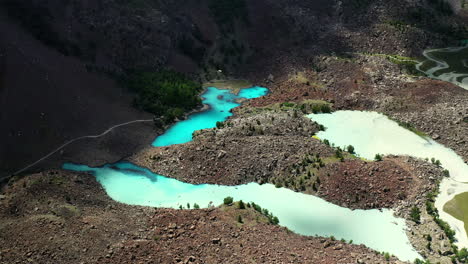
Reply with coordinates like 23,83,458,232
63,162,421,262
416,46,468,90
309,111,468,248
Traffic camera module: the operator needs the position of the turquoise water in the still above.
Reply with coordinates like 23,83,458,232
152,86,269,147
309,111,468,248
63,161,421,261
62,88,431,261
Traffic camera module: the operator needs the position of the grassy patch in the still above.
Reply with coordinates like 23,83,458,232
444,192,468,239
289,72,313,85
362,53,424,76
275,100,332,114
385,115,428,138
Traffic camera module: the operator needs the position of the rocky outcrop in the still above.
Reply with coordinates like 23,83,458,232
132,111,330,186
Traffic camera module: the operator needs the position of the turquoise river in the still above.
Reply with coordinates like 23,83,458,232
64,87,426,262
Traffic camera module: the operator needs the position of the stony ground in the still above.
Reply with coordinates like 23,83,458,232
0,170,402,264
244,54,468,163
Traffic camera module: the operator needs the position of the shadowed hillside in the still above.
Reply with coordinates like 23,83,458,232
0,0,466,178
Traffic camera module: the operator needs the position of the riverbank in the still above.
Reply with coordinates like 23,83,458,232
0,169,401,264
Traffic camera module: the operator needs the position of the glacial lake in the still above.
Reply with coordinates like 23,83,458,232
64,87,422,262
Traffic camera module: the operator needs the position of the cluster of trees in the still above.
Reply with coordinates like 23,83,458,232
223,197,279,225
425,189,456,243
125,70,202,123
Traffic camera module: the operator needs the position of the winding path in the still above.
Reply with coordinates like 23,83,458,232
10,119,153,176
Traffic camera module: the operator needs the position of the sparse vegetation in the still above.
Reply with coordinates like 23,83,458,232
426,188,457,243
386,116,427,138
216,121,225,129
250,202,280,225
410,206,421,224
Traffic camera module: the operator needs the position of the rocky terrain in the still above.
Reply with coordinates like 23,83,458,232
0,170,401,264
244,54,468,162
1,0,468,263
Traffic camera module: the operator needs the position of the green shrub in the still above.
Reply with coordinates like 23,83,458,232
320,104,332,113
271,216,280,225
282,102,296,108
426,234,432,241
347,145,355,154
335,148,343,159
193,203,200,209
410,207,421,224
238,200,245,209
237,215,243,223
443,170,450,177
384,252,390,261
224,196,234,205
457,248,468,262
374,154,383,161
216,121,225,129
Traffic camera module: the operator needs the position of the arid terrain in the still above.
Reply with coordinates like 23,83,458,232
1,0,468,263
